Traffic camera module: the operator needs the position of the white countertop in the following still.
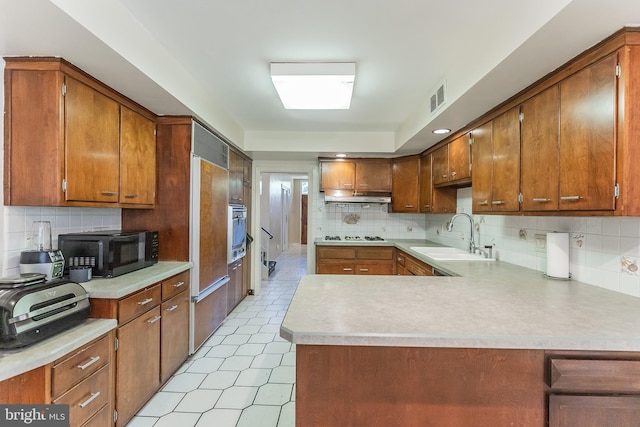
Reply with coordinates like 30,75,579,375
0,318,117,382
82,261,193,299
283,241,640,351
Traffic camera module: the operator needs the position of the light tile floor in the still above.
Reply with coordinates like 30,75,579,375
127,245,307,427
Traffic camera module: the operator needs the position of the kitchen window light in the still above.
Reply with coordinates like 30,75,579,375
270,62,356,109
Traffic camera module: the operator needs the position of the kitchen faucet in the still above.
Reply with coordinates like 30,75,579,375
447,213,476,253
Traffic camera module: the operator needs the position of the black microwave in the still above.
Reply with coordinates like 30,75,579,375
58,230,159,278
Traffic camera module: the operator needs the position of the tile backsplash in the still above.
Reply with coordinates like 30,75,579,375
1,206,121,276
314,187,640,298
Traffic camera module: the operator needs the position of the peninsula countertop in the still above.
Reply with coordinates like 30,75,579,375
283,242,640,351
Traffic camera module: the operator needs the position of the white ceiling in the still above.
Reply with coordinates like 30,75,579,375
1,0,640,160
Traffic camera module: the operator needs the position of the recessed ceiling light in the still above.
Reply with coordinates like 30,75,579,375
432,128,451,135
270,62,355,109
335,153,347,158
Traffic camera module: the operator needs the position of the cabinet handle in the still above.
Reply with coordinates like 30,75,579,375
560,195,583,201
478,201,489,206
423,204,430,208
147,315,162,324
124,194,138,199
166,305,179,312
137,298,154,306
450,171,457,177
342,183,353,187
405,205,414,208
397,257,404,262
173,281,185,288
491,200,505,205
532,198,551,202
441,174,448,179
342,268,353,271
359,183,369,187
77,356,100,370
359,268,369,272
78,392,101,408
101,191,118,196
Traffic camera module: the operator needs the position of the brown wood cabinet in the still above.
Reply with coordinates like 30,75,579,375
471,107,520,212
229,148,251,205
3,57,156,209
396,249,434,276
320,159,392,192
432,134,471,187
227,259,244,314
316,246,395,275
420,153,457,214
0,331,116,427
392,156,420,213
89,271,190,427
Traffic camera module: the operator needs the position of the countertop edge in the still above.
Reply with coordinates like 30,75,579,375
0,318,117,382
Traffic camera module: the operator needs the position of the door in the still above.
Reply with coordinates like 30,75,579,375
471,122,493,212
491,107,521,211
199,160,229,292
301,194,308,244
120,106,156,205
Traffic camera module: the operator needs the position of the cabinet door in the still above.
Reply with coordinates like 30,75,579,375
355,160,392,192
320,161,355,191
432,146,449,185
521,85,560,211
448,134,471,182
392,157,420,213
116,306,160,427
559,53,617,211
491,107,521,211
227,260,244,314
65,76,120,203
549,395,640,427
355,262,394,275
419,154,432,213
120,106,156,205
160,290,189,383
229,150,244,204
471,122,493,212
316,262,356,274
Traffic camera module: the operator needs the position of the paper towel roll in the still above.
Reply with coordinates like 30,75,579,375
547,232,570,279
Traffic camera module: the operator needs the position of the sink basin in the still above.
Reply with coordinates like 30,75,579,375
409,246,495,262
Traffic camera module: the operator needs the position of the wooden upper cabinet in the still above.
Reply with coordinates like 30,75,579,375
471,121,493,212
521,85,560,211
320,161,355,191
355,159,392,192
119,106,156,206
432,145,449,186
419,154,432,212
491,107,521,211
4,58,157,208
229,149,244,204
392,156,420,213
559,52,617,211
448,134,471,183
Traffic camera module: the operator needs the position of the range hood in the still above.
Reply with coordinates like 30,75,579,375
323,190,392,204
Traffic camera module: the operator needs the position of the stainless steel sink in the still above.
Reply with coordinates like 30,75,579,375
409,246,495,261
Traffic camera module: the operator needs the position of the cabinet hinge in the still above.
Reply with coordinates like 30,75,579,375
519,112,524,122
114,410,118,423
518,193,523,203
154,129,157,136
468,136,474,146
114,337,118,351
616,63,621,78
62,82,67,96
614,183,620,199
62,179,67,192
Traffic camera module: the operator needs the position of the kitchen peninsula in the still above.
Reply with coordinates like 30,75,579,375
282,244,640,426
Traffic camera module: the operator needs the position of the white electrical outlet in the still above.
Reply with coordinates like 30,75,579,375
535,234,546,252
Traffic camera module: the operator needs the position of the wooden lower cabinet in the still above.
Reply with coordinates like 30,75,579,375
116,306,161,426
316,246,394,275
549,395,640,427
89,270,191,427
396,249,434,276
227,259,245,314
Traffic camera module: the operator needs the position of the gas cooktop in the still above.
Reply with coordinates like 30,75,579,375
323,235,386,242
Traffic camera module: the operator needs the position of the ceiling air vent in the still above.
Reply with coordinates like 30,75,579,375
429,80,447,114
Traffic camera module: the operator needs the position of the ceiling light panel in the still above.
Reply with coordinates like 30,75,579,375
270,62,355,110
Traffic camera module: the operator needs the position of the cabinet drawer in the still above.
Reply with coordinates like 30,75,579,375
406,259,432,276
356,247,393,260
355,263,394,275
161,271,190,301
53,364,110,427
316,263,356,274
549,395,640,427
550,358,640,393
396,253,406,267
118,284,161,324
52,335,111,398
80,402,111,427
317,247,356,260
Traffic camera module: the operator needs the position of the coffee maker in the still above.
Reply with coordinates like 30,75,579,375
19,221,65,281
